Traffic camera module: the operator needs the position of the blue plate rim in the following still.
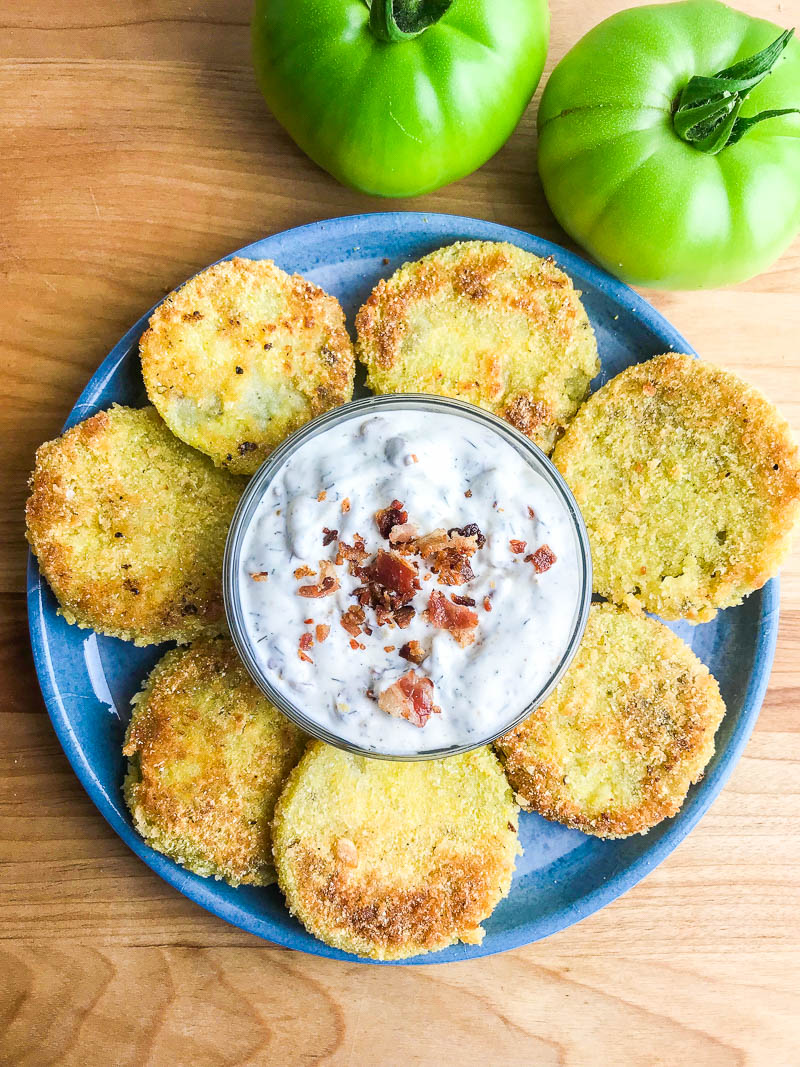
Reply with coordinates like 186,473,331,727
26,210,780,964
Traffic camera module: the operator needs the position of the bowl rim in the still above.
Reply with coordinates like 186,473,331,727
223,392,593,760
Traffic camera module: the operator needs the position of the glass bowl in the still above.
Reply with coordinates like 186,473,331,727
223,394,592,760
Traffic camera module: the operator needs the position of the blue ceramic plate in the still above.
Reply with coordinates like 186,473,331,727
28,212,779,964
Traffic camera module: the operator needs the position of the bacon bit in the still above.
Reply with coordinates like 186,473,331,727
322,527,339,546
426,589,478,647
384,645,396,653
250,571,269,582
412,528,481,586
297,560,340,598
451,594,476,607
464,489,473,498
483,597,492,612
335,537,369,572
364,549,418,599
317,490,327,501
298,651,313,664
377,670,441,728
526,544,557,574
316,624,330,643
399,640,427,665
510,539,527,555
340,604,366,637
527,506,536,519
359,642,366,650
448,523,487,549
394,605,415,629
341,497,351,513
303,617,314,625
388,521,418,544
349,638,360,651
299,633,313,651
375,499,408,538
410,453,419,463
423,573,432,581
294,565,315,579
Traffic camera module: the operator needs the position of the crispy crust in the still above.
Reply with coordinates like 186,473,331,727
553,354,800,621
25,405,243,645
140,257,355,475
123,640,306,886
272,743,520,960
355,241,599,454
496,604,726,838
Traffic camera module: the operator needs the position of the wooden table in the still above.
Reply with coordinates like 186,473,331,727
3,2,799,1062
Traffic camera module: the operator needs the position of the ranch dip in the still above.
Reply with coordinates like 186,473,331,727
236,409,583,756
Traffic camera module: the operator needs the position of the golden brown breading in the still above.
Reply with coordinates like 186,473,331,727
272,743,520,960
553,354,800,621
355,241,599,453
123,639,307,886
140,257,355,475
496,604,726,838
26,405,243,645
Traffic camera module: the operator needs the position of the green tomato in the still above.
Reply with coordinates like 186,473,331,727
537,0,800,289
252,0,549,198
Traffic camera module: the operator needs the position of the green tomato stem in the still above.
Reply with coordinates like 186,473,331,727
673,28,799,154
366,0,453,43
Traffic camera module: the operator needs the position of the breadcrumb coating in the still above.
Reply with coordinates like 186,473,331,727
355,241,599,454
141,257,355,475
123,640,306,886
496,604,726,838
272,742,520,960
553,354,800,621
26,405,243,645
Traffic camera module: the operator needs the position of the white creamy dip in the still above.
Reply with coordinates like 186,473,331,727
237,410,583,755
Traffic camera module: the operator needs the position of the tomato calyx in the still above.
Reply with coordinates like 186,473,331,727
673,28,799,155
366,0,453,43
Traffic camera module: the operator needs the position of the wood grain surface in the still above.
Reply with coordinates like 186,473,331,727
2,2,799,1064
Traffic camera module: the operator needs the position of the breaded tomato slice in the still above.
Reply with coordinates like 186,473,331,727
140,257,355,475
272,743,520,960
26,405,243,645
553,353,800,621
355,241,599,454
123,640,306,886
496,604,725,838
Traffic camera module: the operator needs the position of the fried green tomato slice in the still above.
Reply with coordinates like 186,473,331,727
272,743,520,960
553,354,800,622
123,640,307,886
355,241,599,454
26,405,243,645
140,257,355,475
496,604,726,838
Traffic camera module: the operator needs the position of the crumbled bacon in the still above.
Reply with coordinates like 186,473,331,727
363,549,419,600
425,589,478,647
322,527,338,546
411,527,481,586
483,597,492,612
294,565,315,579
317,490,327,501
341,497,351,513
335,538,369,573
451,593,476,607
388,521,418,544
377,670,441,728
399,640,427,665
527,506,536,519
250,571,269,582
375,499,408,538
447,523,487,549
315,624,330,643
384,645,395,653
298,633,314,663
349,638,360,651
393,605,415,628
303,617,313,624
464,489,473,498
297,560,340,598
340,604,366,637
526,544,557,574
510,539,527,555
